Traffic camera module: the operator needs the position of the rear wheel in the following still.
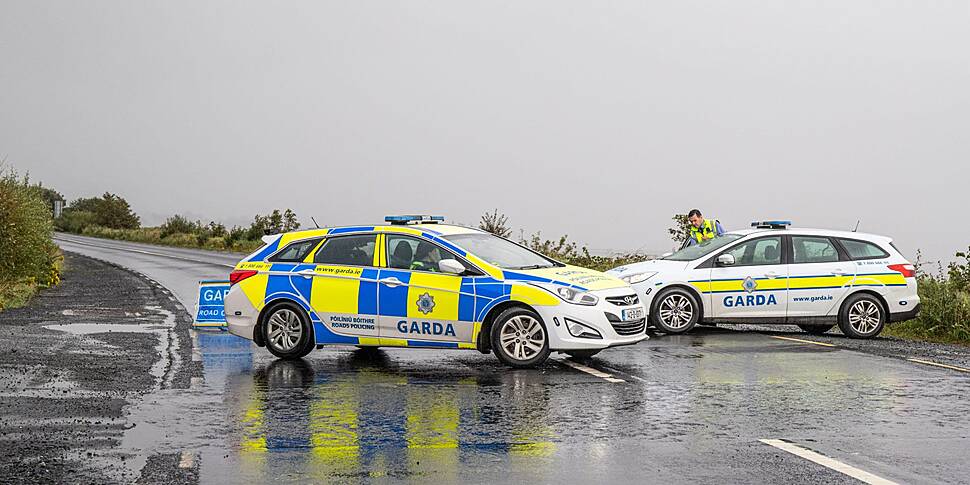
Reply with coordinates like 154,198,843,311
651,288,700,334
838,294,886,339
797,324,835,335
564,349,601,360
491,307,550,368
263,303,315,359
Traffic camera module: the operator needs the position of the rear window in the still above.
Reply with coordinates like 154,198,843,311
313,234,377,266
268,238,321,262
838,238,889,260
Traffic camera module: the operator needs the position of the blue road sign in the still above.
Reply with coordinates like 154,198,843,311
195,280,230,328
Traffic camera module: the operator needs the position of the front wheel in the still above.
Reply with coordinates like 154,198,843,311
650,288,700,334
491,307,550,368
263,303,315,359
798,324,835,335
838,294,886,339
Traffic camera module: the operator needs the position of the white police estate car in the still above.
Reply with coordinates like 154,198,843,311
608,222,920,338
224,216,648,368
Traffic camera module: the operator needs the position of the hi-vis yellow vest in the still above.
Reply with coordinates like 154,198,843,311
690,219,718,243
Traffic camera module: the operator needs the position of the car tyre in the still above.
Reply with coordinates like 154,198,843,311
263,302,315,359
838,293,886,339
797,324,835,335
491,306,551,368
650,288,700,334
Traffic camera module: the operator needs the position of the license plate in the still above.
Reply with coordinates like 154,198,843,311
621,307,644,321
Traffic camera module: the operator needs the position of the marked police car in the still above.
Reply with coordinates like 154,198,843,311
608,221,920,338
224,215,648,367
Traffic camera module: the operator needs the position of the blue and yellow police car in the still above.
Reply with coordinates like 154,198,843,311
224,215,647,367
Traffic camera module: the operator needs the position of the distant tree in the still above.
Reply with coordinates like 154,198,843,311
479,209,511,238
92,193,140,229
668,213,691,245
282,209,300,232
59,193,139,230
31,184,65,214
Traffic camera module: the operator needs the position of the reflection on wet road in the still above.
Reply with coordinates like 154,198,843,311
55,234,970,484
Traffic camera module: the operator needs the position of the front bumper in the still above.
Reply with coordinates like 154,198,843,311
533,287,649,351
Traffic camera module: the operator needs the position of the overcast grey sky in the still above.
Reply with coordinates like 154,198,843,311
2,1,968,264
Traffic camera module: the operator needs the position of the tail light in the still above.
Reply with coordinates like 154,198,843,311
887,263,916,278
229,269,258,285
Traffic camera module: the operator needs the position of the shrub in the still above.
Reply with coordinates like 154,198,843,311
0,167,61,310
160,215,200,238
886,254,970,344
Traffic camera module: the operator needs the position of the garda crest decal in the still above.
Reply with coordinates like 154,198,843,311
416,292,436,315
742,276,758,293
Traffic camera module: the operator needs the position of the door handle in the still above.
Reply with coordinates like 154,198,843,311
832,269,847,276
297,269,316,279
379,277,403,287
764,271,780,279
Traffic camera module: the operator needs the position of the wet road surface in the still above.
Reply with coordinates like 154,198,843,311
43,233,970,483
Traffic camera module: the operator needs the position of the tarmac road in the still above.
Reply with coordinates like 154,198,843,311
17,233,970,483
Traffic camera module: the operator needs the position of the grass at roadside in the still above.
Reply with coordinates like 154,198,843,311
0,249,63,311
884,269,970,345
78,225,263,254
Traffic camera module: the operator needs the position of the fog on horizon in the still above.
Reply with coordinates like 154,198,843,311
2,1,967,265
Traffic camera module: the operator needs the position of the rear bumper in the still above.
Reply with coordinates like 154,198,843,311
889,303,921,323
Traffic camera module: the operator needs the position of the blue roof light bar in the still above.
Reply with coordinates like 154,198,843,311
751,220,792,229
385,215,446,225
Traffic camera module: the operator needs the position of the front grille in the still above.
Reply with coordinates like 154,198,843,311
612,319,646,336
604,311,646,335
606,294,639,306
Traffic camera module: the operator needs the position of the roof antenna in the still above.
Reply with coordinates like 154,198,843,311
852,220,860,232
310,216,320,229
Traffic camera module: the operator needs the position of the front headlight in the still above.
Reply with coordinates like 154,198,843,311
620,272,657,285
532,283,599,306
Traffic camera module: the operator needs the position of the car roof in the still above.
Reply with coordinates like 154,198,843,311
276,222,483,241
728,227,892,242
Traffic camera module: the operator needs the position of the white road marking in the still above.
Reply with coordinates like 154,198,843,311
598,364,648,383
178,450,195,469
759,439,898,485
558,358,625,383
770,335,837,348
908,358,970,373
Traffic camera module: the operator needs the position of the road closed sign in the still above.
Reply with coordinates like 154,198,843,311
195,280,230,328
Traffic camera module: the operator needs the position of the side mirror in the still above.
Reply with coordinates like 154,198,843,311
716,254,736,266
438,259,466,275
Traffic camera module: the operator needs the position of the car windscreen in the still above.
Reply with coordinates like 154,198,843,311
663,234,744,261
443,233,560,270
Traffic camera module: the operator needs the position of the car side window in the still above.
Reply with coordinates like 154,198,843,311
313,234,377,266
723,236,782,266
838,238,889,260
387,234,454,273
268,238,321,262
792,236,839,264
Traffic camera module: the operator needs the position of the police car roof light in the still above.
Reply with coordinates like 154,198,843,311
385,215,446,225
751,220,792,229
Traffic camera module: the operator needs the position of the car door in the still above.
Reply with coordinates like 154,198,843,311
786,235,856,319
377,234,476,346
709,235,788,320
306,233,381,342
